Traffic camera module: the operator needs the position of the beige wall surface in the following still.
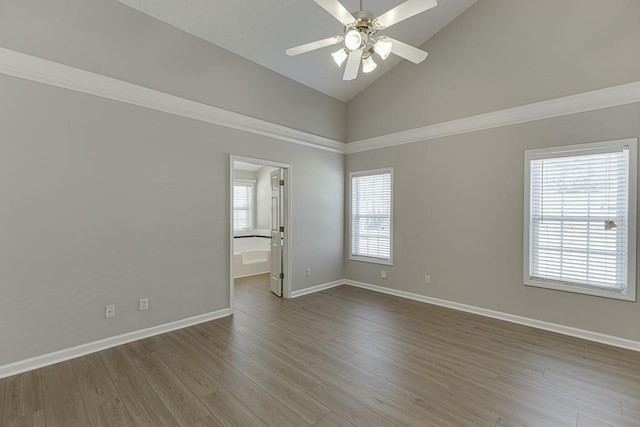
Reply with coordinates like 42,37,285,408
346,104,640,341
0,0,346,141
347,0,640,141
0,75,344,366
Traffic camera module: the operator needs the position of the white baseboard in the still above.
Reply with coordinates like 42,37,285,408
234,271,270,279
4,277,639,379
291,280,345,298
0,308,231,379
345,280,640,352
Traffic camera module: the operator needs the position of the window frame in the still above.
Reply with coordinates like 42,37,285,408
349,167,394,266
233,180,256,232
523,138,638,301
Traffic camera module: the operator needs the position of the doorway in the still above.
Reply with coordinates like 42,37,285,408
229,155,291,313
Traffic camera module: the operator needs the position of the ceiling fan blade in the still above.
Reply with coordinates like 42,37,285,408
375,0,438,29
385,37,428,63
313,0,357,26
286,36,343,56
343,49,363,81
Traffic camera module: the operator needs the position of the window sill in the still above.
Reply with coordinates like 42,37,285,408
349,255,393,266
524,278,636,302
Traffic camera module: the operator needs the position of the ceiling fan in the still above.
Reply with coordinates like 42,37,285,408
286,0,437,81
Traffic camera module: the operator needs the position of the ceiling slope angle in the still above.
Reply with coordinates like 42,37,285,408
117,0,477,102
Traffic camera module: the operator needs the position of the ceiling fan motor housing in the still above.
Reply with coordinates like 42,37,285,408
345,10,378,52
350,10,377,34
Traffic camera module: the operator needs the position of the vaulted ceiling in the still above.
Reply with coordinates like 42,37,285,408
117,0,477,102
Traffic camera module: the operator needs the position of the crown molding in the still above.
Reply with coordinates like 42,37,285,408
345,80,640,154
1,47,638,156
0,47,346,154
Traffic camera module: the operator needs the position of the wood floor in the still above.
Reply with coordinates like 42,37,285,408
1,275,640,427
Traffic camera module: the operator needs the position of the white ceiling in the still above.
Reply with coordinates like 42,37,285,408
118,0,477,102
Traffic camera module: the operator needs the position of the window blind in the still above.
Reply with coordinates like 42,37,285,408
351,171,392,260
233,183,253,231
529,148,629,291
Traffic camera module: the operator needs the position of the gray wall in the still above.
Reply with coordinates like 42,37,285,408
346,103,640,341
0,0,346,142
345,0,640,343
0,0,345,367
2,0,639,366
0,75,344,366
347,0,640,141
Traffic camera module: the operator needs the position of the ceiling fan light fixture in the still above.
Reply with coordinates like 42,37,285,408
331,48,349,67
374,38,392,60
344,29,363,50
285,0,436,82
362,55,377,73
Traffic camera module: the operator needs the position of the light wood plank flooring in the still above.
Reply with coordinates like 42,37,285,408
1,274,640,426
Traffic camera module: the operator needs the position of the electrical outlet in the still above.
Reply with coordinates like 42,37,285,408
425,275,431,284
306,267,312,277
381,270,387,279
139,298,149,311
105,305,116,318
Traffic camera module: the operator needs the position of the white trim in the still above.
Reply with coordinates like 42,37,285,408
345,81,640,154
270,277,640,352
0,47,345,154
282,166,293,300
0,308,231,379
523,138,638,302
4,275,640,378
2,47,639,155
233,271,271,280
291,280,345,298
344,280,640,352
349,168,394,265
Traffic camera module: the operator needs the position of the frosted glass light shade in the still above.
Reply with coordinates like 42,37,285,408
374,38,393,60
344,30,363,50
331,48,349,66
362,55,377,73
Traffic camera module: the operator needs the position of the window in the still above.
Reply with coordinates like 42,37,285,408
524,139,637,301
233,182,254,232
350,168,393,265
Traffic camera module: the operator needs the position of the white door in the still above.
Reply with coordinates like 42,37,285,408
270,169,284,296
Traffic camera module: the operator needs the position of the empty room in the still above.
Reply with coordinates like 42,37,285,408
1,0,639,426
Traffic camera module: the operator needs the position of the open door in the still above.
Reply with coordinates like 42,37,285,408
230,155,290,309
270,169,284,296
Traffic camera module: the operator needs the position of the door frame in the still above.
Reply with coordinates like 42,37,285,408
229,155,292,313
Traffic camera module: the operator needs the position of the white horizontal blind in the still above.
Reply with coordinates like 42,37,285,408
529,148,629,291
351,171,392,260
233,183,253,232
